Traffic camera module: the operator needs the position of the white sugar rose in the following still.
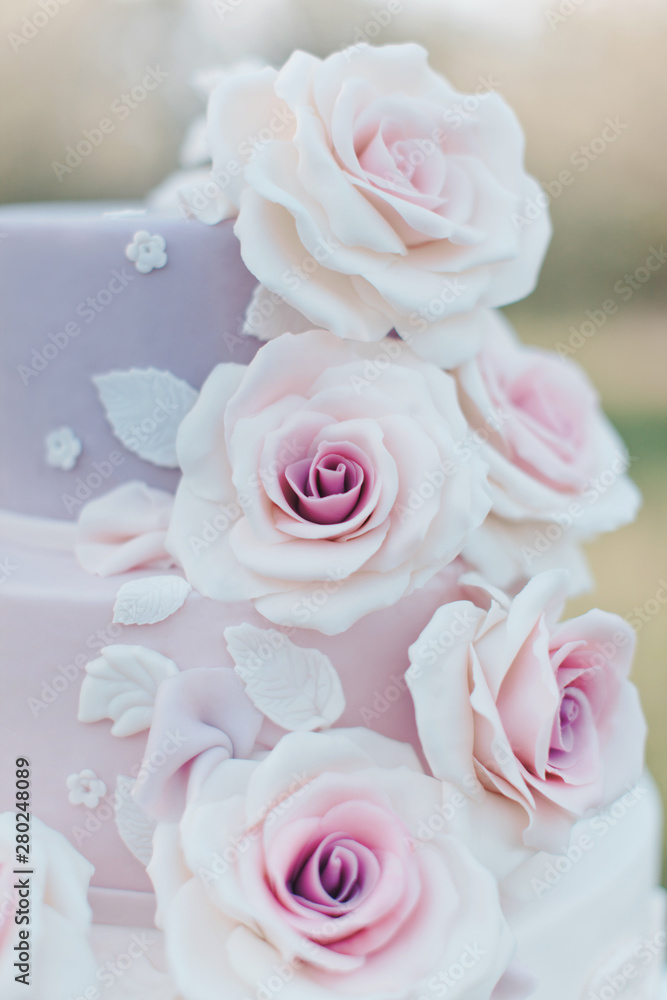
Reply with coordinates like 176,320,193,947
165,330,491,634
148,728,519,1000
0,813,98,999
456,313,641,591
200,43,551,366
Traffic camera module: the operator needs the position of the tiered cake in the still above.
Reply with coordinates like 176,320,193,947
0,43,664,1000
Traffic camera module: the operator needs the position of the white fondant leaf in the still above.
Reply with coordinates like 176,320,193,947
225,624,345,731
78,644,179,737
113,575,191,626
115,775,157,867
93,367,198,467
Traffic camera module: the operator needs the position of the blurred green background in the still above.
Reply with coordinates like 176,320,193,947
2,0,666,871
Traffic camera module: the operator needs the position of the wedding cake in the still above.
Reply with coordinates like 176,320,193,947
0,43,663,1000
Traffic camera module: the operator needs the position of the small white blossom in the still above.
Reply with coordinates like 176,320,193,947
66,769,107,809
45,426,82,471
125,230,168,273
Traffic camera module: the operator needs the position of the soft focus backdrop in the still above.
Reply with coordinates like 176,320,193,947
3,0,666,870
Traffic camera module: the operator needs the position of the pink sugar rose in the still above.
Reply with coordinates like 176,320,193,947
148,728,519,1000
456,314,641,591
76,481,175,577
165,330,491,634
407,570,646,852
199,43,551,366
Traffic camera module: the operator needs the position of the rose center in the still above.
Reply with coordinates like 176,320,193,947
560,695,579,727
283,442,370,526
550,689,587,761
389,140,417,183
289,831,379,916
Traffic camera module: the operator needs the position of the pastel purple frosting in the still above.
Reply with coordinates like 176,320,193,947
0,204,260,519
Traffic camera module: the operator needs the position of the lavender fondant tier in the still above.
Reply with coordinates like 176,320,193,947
0,203,259,519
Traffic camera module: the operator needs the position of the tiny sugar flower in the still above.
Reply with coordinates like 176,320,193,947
66,769,107,809
45,426,82,471
125,230,168,274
